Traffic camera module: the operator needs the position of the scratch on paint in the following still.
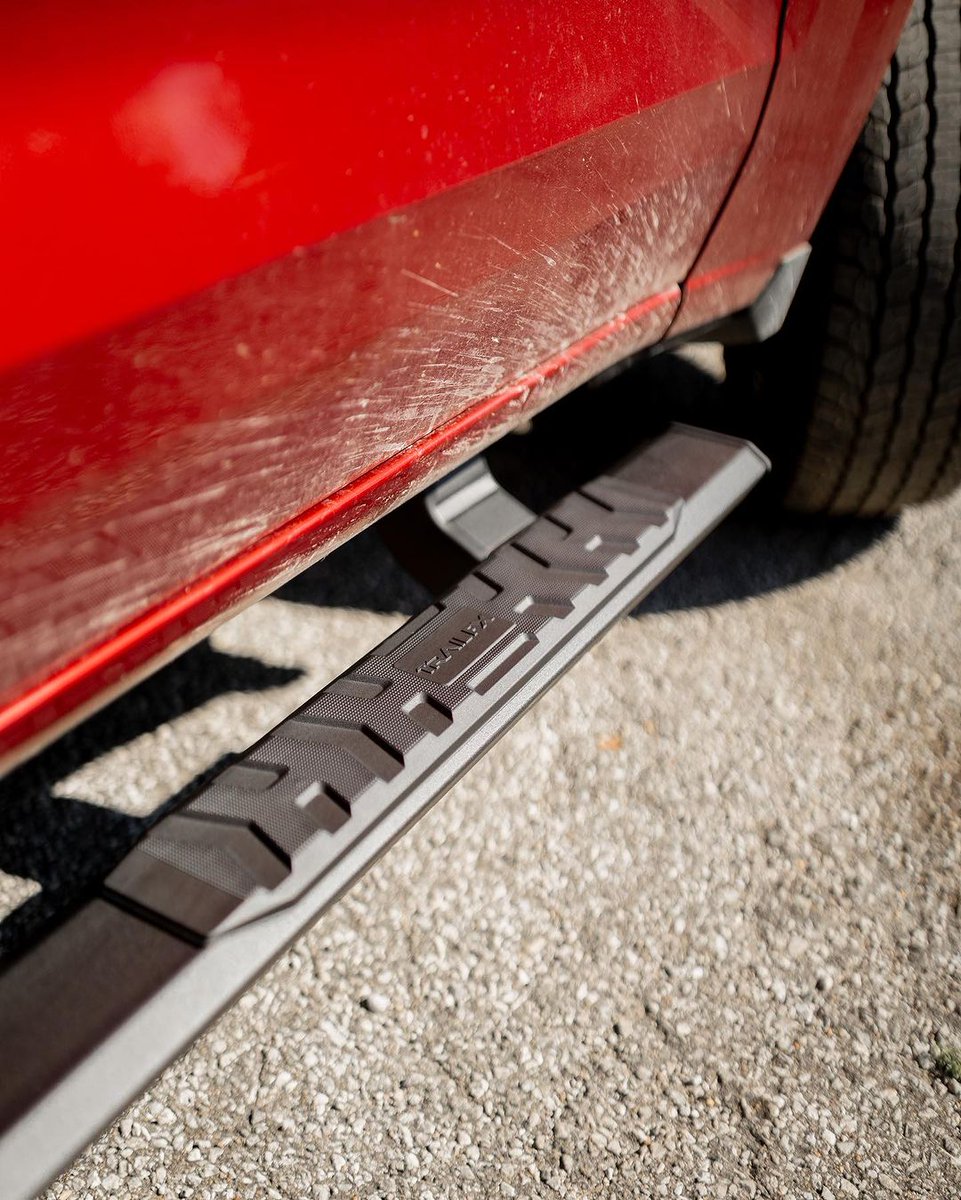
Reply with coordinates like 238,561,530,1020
719,78,732,121
399,268,460,298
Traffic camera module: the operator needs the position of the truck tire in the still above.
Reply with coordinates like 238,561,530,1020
729,0,961,516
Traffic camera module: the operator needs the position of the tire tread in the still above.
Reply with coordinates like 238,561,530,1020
778,0,961,515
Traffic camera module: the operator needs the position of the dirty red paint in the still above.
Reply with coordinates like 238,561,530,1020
671,0,911,334
0,0,912,767
0,286,679,760
1,0,772,372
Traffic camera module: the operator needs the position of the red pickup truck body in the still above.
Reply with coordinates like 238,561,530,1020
0,0,910,768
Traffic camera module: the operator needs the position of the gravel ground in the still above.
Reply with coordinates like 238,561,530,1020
2,351,961,1199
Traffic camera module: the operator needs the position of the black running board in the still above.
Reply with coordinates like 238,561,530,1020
0,425,767,1200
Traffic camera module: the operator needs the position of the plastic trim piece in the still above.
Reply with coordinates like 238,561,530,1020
713,244,811,345
0,425,768,1200
424,457,536,560
673,243,811,348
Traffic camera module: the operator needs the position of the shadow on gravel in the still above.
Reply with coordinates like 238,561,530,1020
635,507,894,615
0,347,896,957
0,645,300,957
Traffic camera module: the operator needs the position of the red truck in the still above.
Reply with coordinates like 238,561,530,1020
0,1,957,1194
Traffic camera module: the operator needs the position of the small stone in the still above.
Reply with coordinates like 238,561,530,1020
878,1174,899,1192
560,1153,573,1172
613,1018,633,1038
362,992,390,1014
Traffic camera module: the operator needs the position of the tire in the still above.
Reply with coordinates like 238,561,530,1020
728,0,961,517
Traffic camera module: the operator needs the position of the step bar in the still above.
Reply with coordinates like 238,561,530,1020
0,425,767,1199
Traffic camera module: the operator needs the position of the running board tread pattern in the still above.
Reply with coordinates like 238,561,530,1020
0,425,768,1200
106,475,681,940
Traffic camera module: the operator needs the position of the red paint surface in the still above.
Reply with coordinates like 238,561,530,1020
3,1,910,769
672,0,913,334
1,0,770,372
0,287,679,761
0,1,785,768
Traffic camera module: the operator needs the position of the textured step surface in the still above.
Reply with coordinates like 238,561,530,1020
0,425,767,1200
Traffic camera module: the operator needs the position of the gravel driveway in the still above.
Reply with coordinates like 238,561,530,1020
2,349,960,1199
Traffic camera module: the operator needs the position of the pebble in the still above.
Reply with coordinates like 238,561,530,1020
361,992,390,1015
